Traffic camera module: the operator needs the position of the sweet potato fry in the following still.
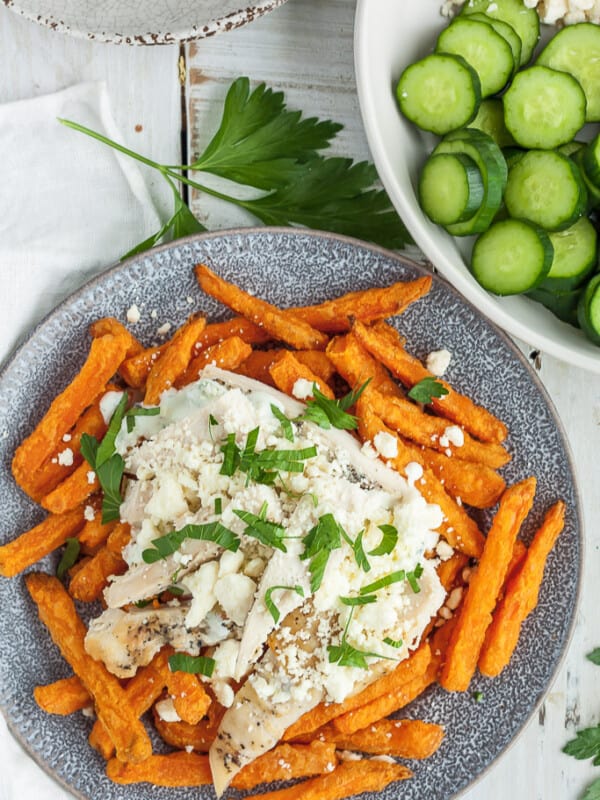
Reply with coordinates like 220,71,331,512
269,350,335,400
289,276,432,333
0,506,85,578
332,659,439,735
176,336,253,388
437,553,469,591
294,350,336,385
34,675,91,715
479,500,565,677
145,315,207,404
308,718,444,760
107,752,213,786
119,344,166,389
196,316,271,350
357,402,485,558
233,741,338,790
166,668,212,725
69,523,130,603
12,333,129,492
284,642,432,741
353,320,508,444
368,389,510,469
25,573,152,763
41,461,100,514
196,264,328,351
419,446,506,509
326,332,401,398
89,318,143,359
440,478,537,692
235,349,281,385
78,514,117,556
246,759,411,800
89,648,171,759
153,713,220,753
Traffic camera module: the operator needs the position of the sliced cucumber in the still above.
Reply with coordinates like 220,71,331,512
466,13,523,76
572,149,600,212
471,218,553,295
396,53,481,135
436,18,514,97
527,286,582,327
541,217,598,291
434,128,507,235
558,141,585,159
504,149,588,231
460,0,540,65
419,153,484,226
537,22,600,122
582,134,600,189
470,98,516,148
503,66,586,150
577,274,600,345
502,146,526,168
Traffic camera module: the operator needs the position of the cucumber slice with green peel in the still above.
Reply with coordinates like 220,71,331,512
572,149,600,212
558,141,585,159
502,146,526,168
460,0,540,65
436,18,514,97
537,22,600,122
470,98,516,148
503,66,587,150
471,218,553,295
582,134,600,189
434,128,507,235
418,153,485,226
504,149,588,231
541,217,598,291
527,286,582,327
577,274,600,345
396,53,481,135
466,13,522,76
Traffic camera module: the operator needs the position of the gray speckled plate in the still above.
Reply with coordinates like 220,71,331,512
1,0,288,44
0,228,582,800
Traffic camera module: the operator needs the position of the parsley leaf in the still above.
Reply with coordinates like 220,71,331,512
168,653,216,678
56,538,80,581
369,524,398,557
298,380,371,431
142,521,240,563
125,405,161,433
327,607,396,669
95,393,127,467
234,507,287,552
339,594,377,606
408,377,449,405
383,636,403,648
271,404,294,442
301,513,343,593
583,778,600,800
220,427,316,485
264,584,305,623
407,563,424,593
60,78,410,257
588,648,600,666
564,724,600,764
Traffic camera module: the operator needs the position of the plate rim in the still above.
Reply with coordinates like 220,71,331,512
1,0,288,44
353,0,600,375
0,225,584,800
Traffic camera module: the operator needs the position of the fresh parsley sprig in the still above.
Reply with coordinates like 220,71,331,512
301,513,343,593
327,607,396,670
234,504,287,552
408,377,449,405
297,380,371,431
142,521,240,564
368,524,399,557
56,537,81,581
563,648,600,798
59,77,411,257
264,584,305,624
219,426,317,485
168,653,216,678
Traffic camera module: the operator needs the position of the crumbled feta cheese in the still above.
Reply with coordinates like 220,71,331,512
185,745,194,753
214,574,257,626
157,322,172,336
57,447,74,466
426,348,451,377
155,697,181,723
62,433,72,443
292,378,315,400
373,431,398,460
84,505,96,522
436,539,454,561
443,425,464,448
99,390,124,425
87,470,96,485
126,304,141,324
404,462,424,486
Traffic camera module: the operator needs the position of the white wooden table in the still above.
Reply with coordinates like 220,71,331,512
0,2,599,799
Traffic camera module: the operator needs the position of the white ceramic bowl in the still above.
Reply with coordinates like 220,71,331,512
2,0,288,44
354,0,600,373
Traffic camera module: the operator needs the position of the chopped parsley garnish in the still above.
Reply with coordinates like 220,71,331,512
297,380,371,431
301,513,344,593
166,585,185,597
142,521,240,564
339,594,377,606
60,78,410,258
406,563,424,594
214,497,223,515
408,377,449,405
220,427,317,485
80,393,159,523
56,537,80,580
271,404,294,442
368,524,398,557
383,636,403,649
168,653,216,678
564,647,600,800
472,690,484,703
264,584,305,623
234,505,287,552
339,526,371,573
327,607,396,670
588,649,600,666
359,564,424,596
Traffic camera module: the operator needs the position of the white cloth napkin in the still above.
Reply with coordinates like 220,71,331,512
0,81,161,364
0,82,161,799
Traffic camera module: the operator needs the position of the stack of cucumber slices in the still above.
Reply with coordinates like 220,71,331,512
396,0,600,346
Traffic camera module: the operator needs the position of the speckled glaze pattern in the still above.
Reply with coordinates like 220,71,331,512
1,0,288,44
0,229,581,800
